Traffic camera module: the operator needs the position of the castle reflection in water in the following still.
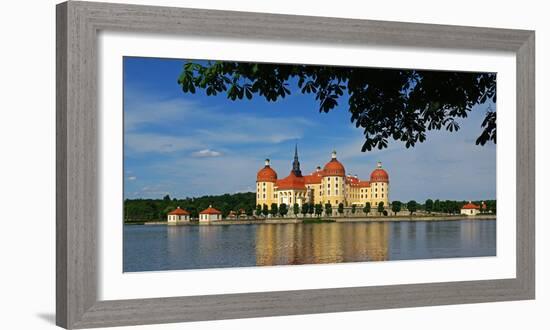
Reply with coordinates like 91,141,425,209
254,223,390,265
126,220,495,272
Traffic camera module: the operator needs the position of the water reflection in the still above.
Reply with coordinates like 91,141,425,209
255,223,389,266
123,220,496,272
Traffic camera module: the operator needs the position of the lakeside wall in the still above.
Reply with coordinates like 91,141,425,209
334,214,496,222
140,214,496,226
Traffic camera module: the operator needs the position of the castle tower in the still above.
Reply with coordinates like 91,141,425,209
276,146,307,209
321,150,346,208
256,158,278,209
292,144,302,177
369,161,389,209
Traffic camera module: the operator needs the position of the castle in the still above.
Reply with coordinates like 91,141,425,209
256,146,389,210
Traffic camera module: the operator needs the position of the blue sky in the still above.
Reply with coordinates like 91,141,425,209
123,57,496,201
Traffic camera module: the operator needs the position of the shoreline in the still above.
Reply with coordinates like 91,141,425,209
131,214,496,226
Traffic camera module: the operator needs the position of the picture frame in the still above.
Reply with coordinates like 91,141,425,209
56,1,535,328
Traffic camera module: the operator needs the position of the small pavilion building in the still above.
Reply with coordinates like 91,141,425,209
199,205,223,222
460,202,481,216
167,206,190,223
481,201,488,213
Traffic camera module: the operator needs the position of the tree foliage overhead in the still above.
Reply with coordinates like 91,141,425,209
178,61,496,151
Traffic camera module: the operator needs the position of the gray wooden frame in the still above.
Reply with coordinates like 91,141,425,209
56,1,535,328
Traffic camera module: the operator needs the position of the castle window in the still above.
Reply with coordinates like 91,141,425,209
263,182,266,186
382,194,384,198
361,194,363,198
375,194,378,198
263,194,266,199
336,183,338,188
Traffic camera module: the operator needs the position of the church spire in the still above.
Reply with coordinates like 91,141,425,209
292,144,302,176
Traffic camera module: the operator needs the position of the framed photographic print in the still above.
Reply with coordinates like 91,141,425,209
56,1,535,328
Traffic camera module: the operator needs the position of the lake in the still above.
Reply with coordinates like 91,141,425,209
123,219,496,272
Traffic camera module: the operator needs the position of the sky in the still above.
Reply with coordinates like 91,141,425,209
123,57,496,202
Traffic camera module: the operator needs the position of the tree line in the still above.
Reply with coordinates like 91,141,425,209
256,198,496,218
255,201,381,218
256,201,386,217
390,199,496,216
124,193,496,222
124,192,256,221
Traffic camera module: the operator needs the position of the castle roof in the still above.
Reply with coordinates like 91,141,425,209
304,169,323,184
370,162,389,183
346,175,371,188
260,150,386,190
323,158,346,176
257,165,278,182
276,171,306,190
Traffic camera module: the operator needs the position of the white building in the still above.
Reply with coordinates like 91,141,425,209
167,206,190,223
199,205,222,222
460,202,481,216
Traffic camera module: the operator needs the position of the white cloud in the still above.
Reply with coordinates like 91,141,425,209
125,133,203,153
124,86,315,154
124,87,198,132
127,176,137,181
135,185,171,197
142,154,261,198
191,149,223,158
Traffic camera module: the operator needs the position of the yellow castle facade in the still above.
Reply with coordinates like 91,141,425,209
256,146,390,210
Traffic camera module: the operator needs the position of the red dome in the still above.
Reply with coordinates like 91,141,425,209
257,165,277,182
370,168,389,182
323,159,345,176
